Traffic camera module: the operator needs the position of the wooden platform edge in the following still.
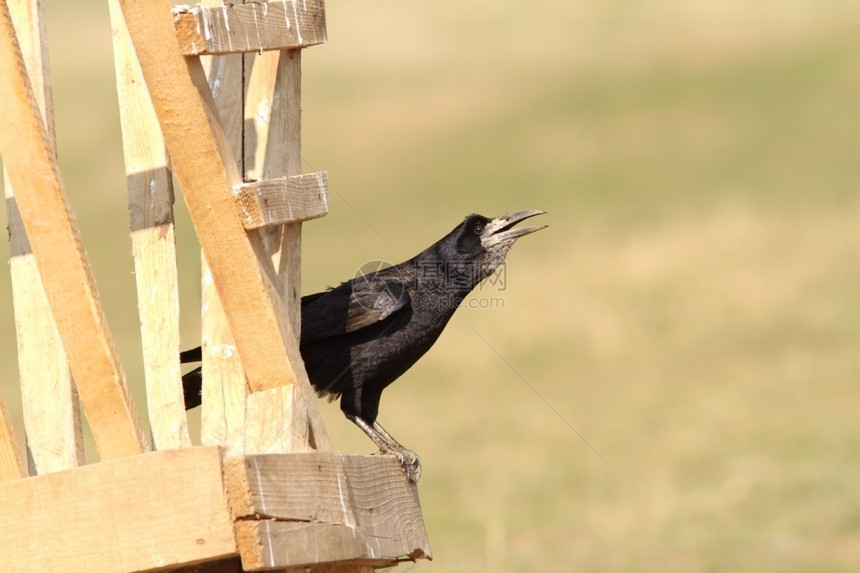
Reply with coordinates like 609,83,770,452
225,453,432,570
0,448,430,571
0,447,237,572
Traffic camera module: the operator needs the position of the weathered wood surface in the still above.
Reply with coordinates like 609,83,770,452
109,0,191,451
117,0,305,394
0,447,237,572
225,453,431,569
235,173,329,229
234,521,366,571
225,452,356,525
173,0,327,56
6,0,83,473
0,0,148,460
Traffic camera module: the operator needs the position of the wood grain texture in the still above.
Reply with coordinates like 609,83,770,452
173,0,327,56
235,172,329,229
109,0,190,451
117,0,305,394
235,521,365,571
0,0,147,460
0,447,237,572
224,453,430,568
6,0,83,474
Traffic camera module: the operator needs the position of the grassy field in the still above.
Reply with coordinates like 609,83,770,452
3,1,860,571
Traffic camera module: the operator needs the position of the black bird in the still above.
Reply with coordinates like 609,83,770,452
181,210,546,482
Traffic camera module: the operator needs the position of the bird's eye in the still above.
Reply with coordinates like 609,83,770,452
474,223,484,234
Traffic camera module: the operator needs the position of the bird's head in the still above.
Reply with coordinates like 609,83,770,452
452,209,547,280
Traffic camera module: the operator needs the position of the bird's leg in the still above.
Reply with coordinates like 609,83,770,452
346,415,422,484
372,420,422,484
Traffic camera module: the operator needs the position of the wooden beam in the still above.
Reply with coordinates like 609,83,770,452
108,0,191,451
235,172,329,229
224,453,431,568
6,0,83,473
173,0,327,56
117,0,304,394
0,447,237,572
0,0,147,460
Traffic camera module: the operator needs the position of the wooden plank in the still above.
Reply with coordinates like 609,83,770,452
235,521,365,571
224,453,430,567
244,49,280,185
0,390,27,482
340,455,432,562
0,0,147,460
117,0,305,394
224,453,356,525
173,0,327,56
234,172,329,229
0,447,237,571
108,0,191,451
6,0,83,473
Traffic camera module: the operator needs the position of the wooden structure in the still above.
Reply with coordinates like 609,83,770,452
0,0,431,570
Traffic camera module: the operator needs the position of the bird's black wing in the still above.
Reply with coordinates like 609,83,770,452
301,277,411,345
180,346,202,363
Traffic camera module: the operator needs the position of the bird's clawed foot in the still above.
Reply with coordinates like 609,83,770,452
348,415,423,483
395,448,421,484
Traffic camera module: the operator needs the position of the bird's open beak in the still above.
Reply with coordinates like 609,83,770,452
481,210,547,248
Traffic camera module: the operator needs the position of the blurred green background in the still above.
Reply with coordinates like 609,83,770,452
3,1,860,571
